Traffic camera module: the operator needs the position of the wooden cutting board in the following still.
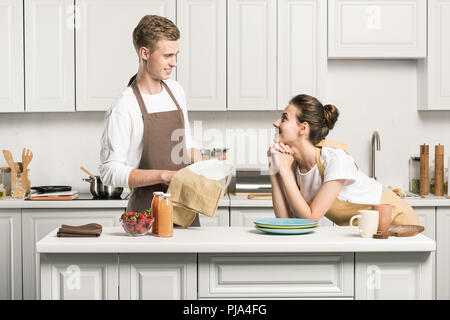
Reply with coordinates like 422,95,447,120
247,193,272,200
373,224,425,239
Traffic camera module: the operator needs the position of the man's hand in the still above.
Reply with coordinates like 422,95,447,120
161,170,177,185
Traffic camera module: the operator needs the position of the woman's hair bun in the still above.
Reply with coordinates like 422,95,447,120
323,104,339,130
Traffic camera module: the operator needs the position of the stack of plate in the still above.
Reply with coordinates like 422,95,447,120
254,218,318,235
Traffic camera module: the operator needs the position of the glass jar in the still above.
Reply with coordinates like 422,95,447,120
151,191,163,235
201,149,211,161
409,156,420,194
212,148,228,161
0,184,5,200
157,193,173,237
11,172,26,199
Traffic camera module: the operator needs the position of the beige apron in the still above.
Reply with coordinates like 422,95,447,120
126,76,200,226
297,140,420,226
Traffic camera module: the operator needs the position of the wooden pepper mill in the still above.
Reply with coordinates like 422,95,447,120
435,144,444,196
420,144,429,196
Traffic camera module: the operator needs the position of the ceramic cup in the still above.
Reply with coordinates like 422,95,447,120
349,210,379,238
372,204,392,232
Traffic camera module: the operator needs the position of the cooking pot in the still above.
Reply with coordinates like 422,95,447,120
82,176,123,199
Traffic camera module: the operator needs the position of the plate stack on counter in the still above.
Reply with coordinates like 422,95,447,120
28,186,79,200
253,218,318,235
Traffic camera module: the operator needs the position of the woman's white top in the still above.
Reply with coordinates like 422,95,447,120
295,147,382,205
99,79,197,188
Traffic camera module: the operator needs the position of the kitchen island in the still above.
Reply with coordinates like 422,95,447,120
37,226,435,300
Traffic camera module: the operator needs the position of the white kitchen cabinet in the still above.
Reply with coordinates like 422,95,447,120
0,0,24,112
0,209,22,300
75,0,176,111
436,207,450,299
355,252,433,300
177,0,226,111
230,207,333,227
119,253,197,300
278,0,327,108
40,253,118,300
25,0,75,112
328,0,427,58
199,207,229,227
198,253,354,298
418,0,450,110
227,0,277,110
413,206,436,240
22,208,123,300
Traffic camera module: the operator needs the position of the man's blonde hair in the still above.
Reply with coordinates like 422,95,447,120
132,15,180,54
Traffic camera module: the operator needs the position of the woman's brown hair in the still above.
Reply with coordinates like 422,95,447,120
289,94,340,145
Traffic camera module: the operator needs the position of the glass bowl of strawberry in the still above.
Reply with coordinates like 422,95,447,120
120,210,153,236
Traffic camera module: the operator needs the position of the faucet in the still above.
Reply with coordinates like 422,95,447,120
371,131,381,180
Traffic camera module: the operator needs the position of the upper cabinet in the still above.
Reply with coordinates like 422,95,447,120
328,0,427,59
75,0,176,111
278,0,327,109
418,0,450,110
228,0,277,110
0,0,24,112
177,0,226,111
25,0,75,112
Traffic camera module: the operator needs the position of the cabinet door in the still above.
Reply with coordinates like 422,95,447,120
40,253,118,300
22,208,123,300
413,206,435,240
0,209,22,300
437,207,450,299
0,0,24,112
228,0,277,110
328,0,427,58
177,0,226,111
355,252,433,300
278,0,327,109
25,0,75,112
418,0,450,110
230,207,275,226
119,253,197,300
199,207,229,227
75,0,176,111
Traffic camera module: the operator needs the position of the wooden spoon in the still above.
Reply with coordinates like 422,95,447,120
21,148,33,194
2,150,19,173
80,166,96,179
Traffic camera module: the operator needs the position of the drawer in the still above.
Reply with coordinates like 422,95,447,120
198,253,354,298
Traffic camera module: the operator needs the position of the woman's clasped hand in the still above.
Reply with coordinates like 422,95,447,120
267,142,294,175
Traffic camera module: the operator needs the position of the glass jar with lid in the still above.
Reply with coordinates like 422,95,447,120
212,148,228,161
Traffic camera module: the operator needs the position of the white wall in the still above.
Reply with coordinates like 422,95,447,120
0,60,449,193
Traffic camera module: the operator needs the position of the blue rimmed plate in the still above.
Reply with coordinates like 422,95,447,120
253,218,318,228
255,226,316,235
254,223,318,229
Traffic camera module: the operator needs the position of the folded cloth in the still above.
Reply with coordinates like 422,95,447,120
167,167,223,228
57,223,102,237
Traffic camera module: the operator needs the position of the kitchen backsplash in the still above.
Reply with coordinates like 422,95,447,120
1,60,449,193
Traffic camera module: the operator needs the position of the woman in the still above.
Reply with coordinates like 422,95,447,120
268,94,420,226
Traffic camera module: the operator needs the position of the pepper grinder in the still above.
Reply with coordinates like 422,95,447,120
435,145,444,196
420,144,429,196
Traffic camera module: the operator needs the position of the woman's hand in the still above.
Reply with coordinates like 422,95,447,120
268,143,294,175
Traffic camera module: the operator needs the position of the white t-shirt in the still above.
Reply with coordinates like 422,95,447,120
295,147,382,205
99,79,197,188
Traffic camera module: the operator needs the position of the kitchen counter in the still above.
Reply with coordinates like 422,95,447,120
229,194,450,207
0,193,230,208
37,226,435,253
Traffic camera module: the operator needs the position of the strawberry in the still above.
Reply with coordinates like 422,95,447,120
120,213,128,220
128,212,136,218
138,214,146,220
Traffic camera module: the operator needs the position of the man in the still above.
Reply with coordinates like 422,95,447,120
100,15,202,225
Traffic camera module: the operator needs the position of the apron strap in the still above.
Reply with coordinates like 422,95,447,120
161,81,182,112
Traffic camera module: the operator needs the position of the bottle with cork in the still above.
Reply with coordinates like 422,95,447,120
420,144,429,196
434,144,444,196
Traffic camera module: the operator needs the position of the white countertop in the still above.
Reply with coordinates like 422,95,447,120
229,194,450,207
0,193,230,209
36,226,435,254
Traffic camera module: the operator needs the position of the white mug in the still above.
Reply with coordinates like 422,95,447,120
349,210,379,238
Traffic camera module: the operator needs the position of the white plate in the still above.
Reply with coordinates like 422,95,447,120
186,160,233,195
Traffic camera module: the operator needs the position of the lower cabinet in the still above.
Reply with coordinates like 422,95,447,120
230,207,334,227
40,253,119,300
0,209,22,300
119,254,197,300
437,207,450,299
413,206,436,240
198,253,354,299
199,207,229,227
355,252,433,300
22,208,124,300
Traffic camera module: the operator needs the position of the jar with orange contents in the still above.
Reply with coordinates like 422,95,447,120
157,193,173,237
151,191,163,235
